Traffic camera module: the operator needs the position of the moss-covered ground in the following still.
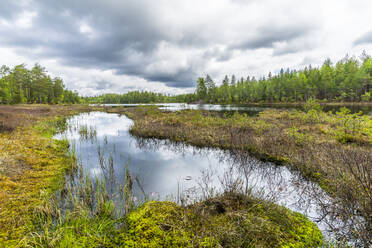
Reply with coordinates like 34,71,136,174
121,193,323,248
0,127,72,246
0,105,95,246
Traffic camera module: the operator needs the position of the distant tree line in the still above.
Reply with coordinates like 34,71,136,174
195,54,372,103
82,91,197,104
0,64,80,104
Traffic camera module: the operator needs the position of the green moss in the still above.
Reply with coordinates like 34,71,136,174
119,201,217,247
117,194,323,248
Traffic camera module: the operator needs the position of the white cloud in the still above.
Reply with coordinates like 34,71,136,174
79,23,93,35
15,11,37,28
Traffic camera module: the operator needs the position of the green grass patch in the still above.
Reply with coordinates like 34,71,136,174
0,117,75,246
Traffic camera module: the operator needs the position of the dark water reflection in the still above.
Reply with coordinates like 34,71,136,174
55,112,363,244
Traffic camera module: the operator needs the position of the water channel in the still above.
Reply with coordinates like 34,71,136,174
55,111,365,245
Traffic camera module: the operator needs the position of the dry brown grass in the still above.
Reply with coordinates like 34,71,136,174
0,104,97,180
0,104,96,133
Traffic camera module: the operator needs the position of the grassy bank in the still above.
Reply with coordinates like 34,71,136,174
114,105,371,244
0,105,95,246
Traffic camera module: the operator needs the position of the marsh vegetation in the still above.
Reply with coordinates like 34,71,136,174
0,104,371,247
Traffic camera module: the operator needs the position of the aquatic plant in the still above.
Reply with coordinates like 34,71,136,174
78,124,97,141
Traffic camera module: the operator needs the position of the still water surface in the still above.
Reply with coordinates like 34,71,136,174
55,111,356,241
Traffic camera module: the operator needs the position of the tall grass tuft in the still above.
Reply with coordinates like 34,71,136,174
20,140,139,247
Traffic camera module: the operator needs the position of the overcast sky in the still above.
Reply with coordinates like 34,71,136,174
0,0,372,96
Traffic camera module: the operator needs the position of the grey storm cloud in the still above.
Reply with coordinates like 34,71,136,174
0,0,320,89
354,30,372,46
272,38,315,57
0,0,207,87
145,69,198,88
0,1,20,19
93,80,117,91
229,24,313,51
